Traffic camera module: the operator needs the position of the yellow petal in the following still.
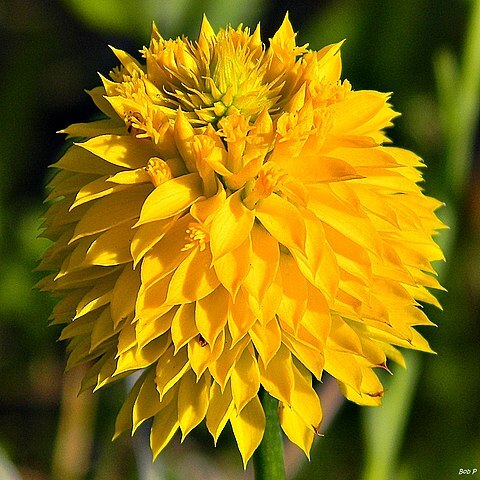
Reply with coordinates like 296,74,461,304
210,190,255,262
60,118,125,138
195,287,229,346
242,224,279,303
230,396,265,467
308,184,380,254
178,370,210,439
71,185,152,242
166,248,219,304
331,90,390,135
289,363,323,431
328,314,364,355
256,194,306,252
52,145,119,175
324,348,362,392
208,335,249,389
77,135,157,169
59,312,95,341
277,254,308,329
249,318,282,366
86,86,118,119
130,216,177,267
150,390,180,460
155,345,190,399
107,168,151,184
140,215,193,286
171,303,198,353
136,308,176,349
259,344,294,404
206,382,234,443
197,15,216,54
231,346,260,413
90,308,116,351
45,171,97,202
174,108,197,172
110,46,144,75
214,237,252,299
110,265,140,328
137,173,203,225
84,221,135,266
133,368,161,432
190,178,226,224
115,335,170,377
75,277,115,319
70,175,129,209
135,274,172,323
227,289,257,346
114,370,148,439
281,331,324,379
188,330,225,378
279,404,315,457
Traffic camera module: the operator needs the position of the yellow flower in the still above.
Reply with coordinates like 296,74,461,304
39,15,445,466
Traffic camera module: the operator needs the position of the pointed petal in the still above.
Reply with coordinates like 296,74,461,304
71,185,152,241
171,303,198,353
214,237,251,298
277,254,308,329
71,175,129,209
150,391,179,460
155,345,190,399
210,190,255,262
178,370,210,439
77,135,157,169
166,248,219,304
256,194,306,252
137,173,203,225
114,370,149,439
52,145,120,175
230,396,265,467
243,224,279,303
228,289,257,346
249,318,282,366
279,404,315,457
231,346,260,413
259,344,294,404
195,287,229,346
84,221,135,266
133,368,162,432
206,382,234,443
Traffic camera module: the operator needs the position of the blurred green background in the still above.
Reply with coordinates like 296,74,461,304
0,0,479,479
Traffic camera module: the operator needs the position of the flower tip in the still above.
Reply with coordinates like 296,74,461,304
199,14,215,43
277,11,295,36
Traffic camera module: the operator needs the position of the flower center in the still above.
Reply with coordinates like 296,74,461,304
145,158,172,187
181,223,210,251
243,161,288,209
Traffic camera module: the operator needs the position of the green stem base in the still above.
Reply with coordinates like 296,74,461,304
253,388,286,480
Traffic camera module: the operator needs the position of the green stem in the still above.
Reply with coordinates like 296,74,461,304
253,389,286,480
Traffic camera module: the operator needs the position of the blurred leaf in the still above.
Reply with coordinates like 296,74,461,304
435,0,480,200
361,351,421,480
61,0,154,38
61,0,266,40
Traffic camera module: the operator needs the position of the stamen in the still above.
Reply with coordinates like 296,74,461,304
243,161,288,209
125,111,144,137
145,157,172,187
181,222,210,252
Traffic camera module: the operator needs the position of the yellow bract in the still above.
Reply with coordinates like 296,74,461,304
40,14,445,466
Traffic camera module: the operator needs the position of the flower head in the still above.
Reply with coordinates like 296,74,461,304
39,14,445,465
